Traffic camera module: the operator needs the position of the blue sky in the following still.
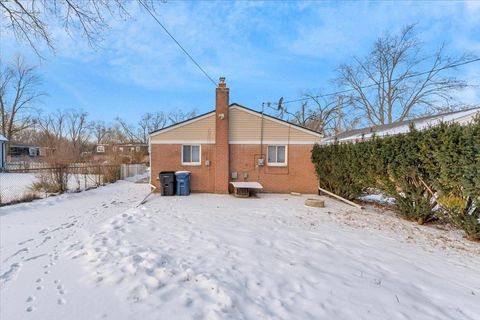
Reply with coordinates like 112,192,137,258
2,1,480,124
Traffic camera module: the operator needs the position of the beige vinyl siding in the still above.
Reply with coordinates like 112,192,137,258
229,107,321,143
151,113,215,143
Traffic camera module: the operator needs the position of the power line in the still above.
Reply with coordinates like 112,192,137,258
278,57,480,106
138,2,217,86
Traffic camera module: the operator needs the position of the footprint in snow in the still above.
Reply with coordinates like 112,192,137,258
24,254,48,262
36,236,52,248
54,279,67,296
18,238,34,246
0,263,22,284
4,247,29,262
72,252,88,260
64,222,76,229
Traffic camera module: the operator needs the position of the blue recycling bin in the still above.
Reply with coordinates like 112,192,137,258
175,171,191,196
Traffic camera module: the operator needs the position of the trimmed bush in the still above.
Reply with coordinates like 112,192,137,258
312,117,480,240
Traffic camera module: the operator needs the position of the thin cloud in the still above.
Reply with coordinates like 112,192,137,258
1,1,478,121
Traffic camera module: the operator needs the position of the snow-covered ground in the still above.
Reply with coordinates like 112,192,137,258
0,172,103,204
0,173,37,203
359,193,396,205
1,181,479,320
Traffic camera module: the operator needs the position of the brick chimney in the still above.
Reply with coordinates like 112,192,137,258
214,77,230,193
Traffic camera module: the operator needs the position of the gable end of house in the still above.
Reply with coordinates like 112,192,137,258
149,103,323,145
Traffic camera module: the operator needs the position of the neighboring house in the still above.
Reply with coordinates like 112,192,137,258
9,144,40,157
322,107,480,144
93,143,149,163
93,144,110,155
38,146,55,157
149,78,322,194
0,134,7,170
94,143,148,155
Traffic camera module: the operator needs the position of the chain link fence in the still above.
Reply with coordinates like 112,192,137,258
120,164,148,182
0,164,121,206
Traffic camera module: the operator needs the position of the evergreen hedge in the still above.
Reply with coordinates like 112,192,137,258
311,117,480,241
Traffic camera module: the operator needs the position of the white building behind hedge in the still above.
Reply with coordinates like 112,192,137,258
322,107,480,144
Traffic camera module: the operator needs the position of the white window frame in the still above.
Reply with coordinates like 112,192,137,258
267,145,288,167
96,145,105,153
181,144,201,166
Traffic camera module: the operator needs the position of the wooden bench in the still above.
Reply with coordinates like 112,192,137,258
230,182,263,198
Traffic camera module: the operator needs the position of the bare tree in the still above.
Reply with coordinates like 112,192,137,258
115,110,194,143
37,109,68,142
108,123,128,144
10,127,39,145
34,108,92,165
90,121,110,144
36,109,72,163
167,109,197,125
116,111,168,143
66,109,90,150
115,117,139,143
0,55,43,141
272,94,339,135
0,0,158,57
138,112,167,143
337,24,473,126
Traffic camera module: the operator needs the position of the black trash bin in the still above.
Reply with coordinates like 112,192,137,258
159,171,176,196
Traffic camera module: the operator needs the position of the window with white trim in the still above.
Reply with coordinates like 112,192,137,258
96,145,105,153
182,145,201,165
267,145,287,166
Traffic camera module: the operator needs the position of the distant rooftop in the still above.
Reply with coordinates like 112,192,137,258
322,107,480,144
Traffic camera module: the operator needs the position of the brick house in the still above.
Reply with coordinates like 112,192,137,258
149,78,322,194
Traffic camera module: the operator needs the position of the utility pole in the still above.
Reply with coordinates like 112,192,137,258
337,96,342,134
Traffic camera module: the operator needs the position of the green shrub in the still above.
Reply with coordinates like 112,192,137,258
311,116,480,240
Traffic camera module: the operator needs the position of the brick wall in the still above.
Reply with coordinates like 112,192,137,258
150,143,318,194
229,144,318,194
150,144,216,192
214,78,230,193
